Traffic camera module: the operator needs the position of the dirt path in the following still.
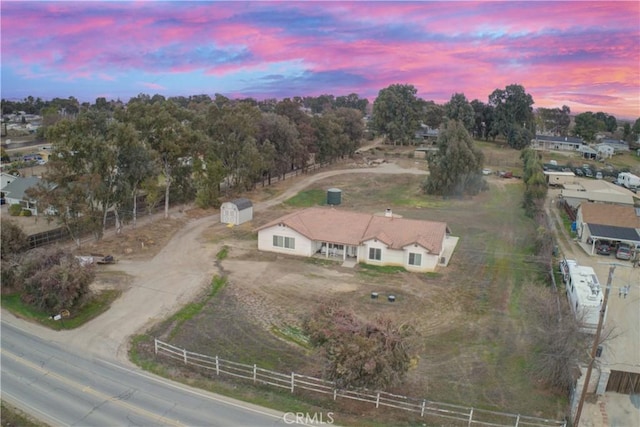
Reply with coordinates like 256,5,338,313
2,162,428,364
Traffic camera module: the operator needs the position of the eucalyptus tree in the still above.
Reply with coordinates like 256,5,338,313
371,84,423,145
205,101,262,191
331,107,365,157
444,93,475,133
30,109,118,244
275,98,314,170
423,119,486,196
488,84,535,148
257,112,301,182
123,99,194,219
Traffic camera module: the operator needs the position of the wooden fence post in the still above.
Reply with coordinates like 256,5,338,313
154,339,158,355
515,414,520,427
183,348,187,364
290,372,294,393
215,356,219,376
468,408,473,427
375,392,380,408
421,400,426,417
333,389,337,401
253,364,257,383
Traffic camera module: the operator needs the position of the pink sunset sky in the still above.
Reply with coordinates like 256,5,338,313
1,1,639,119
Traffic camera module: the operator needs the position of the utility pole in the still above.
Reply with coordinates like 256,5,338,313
573,264,615,426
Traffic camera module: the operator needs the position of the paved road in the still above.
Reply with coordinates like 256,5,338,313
1,322,313,426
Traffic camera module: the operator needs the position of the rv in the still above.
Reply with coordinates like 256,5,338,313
560,259,604,333
616,172,640,189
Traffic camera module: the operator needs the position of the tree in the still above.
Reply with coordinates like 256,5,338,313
537,106,571,135
124,99,194,218
422,101,445,129
371,84,423,145
335,93,369,114
303,301,415,389
423,119,486,196
572,112,603,142
19,248,95,313
488,84,535,148
444,93,474,132
521,148,547,219
0,221,30,291
470,99,495,140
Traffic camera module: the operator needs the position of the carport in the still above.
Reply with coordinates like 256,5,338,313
584,223,640,255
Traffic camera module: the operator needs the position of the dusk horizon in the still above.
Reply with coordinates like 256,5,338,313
2,1,639,119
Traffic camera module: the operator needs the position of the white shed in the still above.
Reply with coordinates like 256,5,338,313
220,198,253,225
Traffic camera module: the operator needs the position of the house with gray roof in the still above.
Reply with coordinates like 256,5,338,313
256,207,459,272
2,176,45,215
530,135,584,151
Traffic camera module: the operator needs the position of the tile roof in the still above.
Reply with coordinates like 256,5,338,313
580,202,640,229
257,207,447,253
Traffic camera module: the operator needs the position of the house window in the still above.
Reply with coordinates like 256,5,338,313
408,253,422,266
273,235,295,249
369,247,381,261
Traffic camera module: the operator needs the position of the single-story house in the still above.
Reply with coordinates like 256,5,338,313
1,172,18,191
415,125,439,143
560,180,636,208
530,135,584,151
599,138,629,152
575,202,640,253
595,143,615,159
256,207,459,272
220,198,253,225
2,176,43,215
413,145,439,159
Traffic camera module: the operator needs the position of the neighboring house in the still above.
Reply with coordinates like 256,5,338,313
575,202,640,253
530,135,583,151
561,180,636,209
220,198,253,225
414,125,439,143
577,145,598,159
256,207,459,272
1,172,18,191
600,138,630,152
594,143,615,159
2,176,43,215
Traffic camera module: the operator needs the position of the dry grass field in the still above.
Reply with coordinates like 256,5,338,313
136,169,568,423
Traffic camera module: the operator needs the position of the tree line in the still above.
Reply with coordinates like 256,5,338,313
26,94,366,245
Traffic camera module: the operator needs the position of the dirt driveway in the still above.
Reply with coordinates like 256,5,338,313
2,162,429,364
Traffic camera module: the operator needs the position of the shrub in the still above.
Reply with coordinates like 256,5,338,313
8,204,22,216
19,209,32,217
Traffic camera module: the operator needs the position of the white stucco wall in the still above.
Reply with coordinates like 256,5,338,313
258,224,314,256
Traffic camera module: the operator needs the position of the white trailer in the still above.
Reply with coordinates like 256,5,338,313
616,172,640,189
561,259,604,333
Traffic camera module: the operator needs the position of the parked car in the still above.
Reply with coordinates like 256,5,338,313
583,168,593,178
574,168,584,176
482,168,492,175
596,244,611,256
595,172,603,180
616,243,632,260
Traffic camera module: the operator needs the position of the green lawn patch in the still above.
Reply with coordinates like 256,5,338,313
216,245,229,260
0,289,121,330
271,324,312,349
284,189,327,207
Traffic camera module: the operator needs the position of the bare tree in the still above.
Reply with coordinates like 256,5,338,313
303,301,416,390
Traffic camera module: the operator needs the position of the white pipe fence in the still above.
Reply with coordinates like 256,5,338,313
154,339,566,427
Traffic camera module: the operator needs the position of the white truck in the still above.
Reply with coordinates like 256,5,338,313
616,172,640,189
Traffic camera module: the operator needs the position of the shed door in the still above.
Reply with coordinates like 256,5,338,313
222,207,235,224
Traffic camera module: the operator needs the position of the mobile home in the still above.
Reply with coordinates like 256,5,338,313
560,259,604,333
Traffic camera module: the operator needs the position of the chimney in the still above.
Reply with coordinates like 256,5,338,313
385,208,392,217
